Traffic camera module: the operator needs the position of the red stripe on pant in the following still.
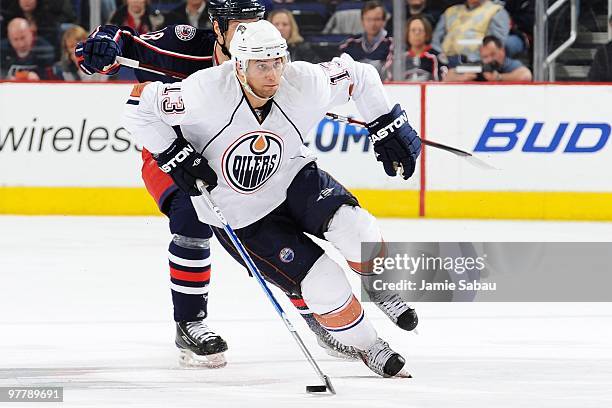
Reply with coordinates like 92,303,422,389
289,297,307,308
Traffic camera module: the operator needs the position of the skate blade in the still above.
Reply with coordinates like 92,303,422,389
394,367,413,378
179,349,227,369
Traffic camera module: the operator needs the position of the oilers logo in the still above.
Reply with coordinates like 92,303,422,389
279,248,295,263
222,131,283,194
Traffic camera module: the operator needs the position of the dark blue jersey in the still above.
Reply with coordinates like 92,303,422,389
93,24,217,83
338,32,393,81
403,46,447,82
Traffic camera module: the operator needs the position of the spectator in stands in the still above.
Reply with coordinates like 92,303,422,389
269,9,318,63
429,0,463,9
109,0,163,34
588,15,612,82
339,1,393,81
432,0,510,67
323,7,363,35
503,0,533,57
387,0,442,33
407,0,441,27
164,0,212,30
0,17,55,79
51,25,109,81
444,35,531,81
1,0,76,50
403,15,447,81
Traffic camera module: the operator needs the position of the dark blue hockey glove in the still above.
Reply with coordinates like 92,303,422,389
155,136,218,195
366,104,421,180
75,27,123,75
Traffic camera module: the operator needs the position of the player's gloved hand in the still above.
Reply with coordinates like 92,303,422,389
75,29,123,75
155,137,218,195
366,104,421,180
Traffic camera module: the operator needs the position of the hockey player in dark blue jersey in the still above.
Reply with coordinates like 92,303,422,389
76,0,418,368
77,24,215,82
76,2,232,82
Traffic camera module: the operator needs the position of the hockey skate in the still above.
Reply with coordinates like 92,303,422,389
301,313,360,360
316,330,360,360
175,320,228,368
358,338,411,378
367,291,419,332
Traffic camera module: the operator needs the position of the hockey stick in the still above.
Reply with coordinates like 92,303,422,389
116,56,495,170
116,56,187,79
194,180,336,395
324,112,497,170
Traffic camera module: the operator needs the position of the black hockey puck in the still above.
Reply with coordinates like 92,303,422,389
306,385,327,393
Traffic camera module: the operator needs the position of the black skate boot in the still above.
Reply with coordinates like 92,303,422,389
301,313,360,360
368,292,419,331
175,320,228,368
358,338,411,378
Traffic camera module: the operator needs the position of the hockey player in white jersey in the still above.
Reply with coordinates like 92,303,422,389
124,20,421,377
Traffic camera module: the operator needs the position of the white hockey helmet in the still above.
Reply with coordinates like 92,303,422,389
229,20,288,73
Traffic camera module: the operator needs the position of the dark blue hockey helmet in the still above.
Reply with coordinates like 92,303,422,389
208,0,266,33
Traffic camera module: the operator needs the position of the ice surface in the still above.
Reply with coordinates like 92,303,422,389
1,216,611,407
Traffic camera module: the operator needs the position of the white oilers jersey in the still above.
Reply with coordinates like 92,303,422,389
123,54,392,228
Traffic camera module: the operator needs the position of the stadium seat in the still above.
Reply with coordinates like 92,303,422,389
335,2,364,12
152,1,183,13
280,3,329,34
304,34,350,62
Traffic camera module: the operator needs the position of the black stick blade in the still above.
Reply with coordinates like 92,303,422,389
306,385,327,393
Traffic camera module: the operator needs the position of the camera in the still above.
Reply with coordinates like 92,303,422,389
481,61,502,73
455,61,502,81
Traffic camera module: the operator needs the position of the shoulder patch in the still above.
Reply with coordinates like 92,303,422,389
175,25,197,41
318,61,350,85
130,81,151,97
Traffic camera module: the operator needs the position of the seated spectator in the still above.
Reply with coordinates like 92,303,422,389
51,25,109,81
432,0,510,66
429,0,464,9
164,0,212,30
323,9,363,35
387,1,442,33
407,0,441,27
109,0,163,34
339,1,393,81
503,0,533,57
444,35,531,81
1,0,76,50
0,17,55,79
403,15,447,81
588,16,612,82
269,9,318,63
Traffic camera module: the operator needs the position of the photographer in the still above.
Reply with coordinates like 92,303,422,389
444,35,532,82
